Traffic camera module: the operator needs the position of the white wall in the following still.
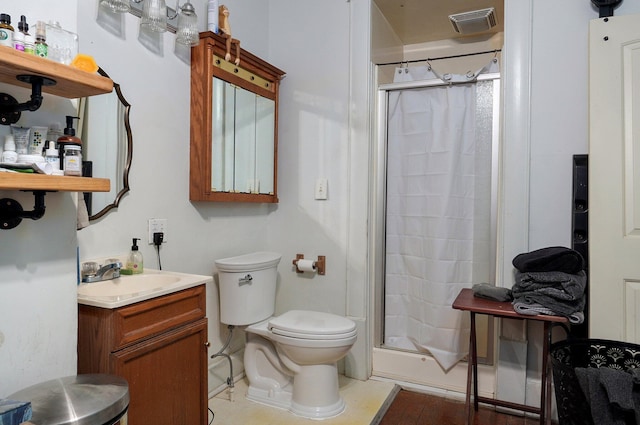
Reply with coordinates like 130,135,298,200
0,1,81,396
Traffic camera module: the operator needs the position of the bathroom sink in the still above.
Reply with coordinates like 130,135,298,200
77,269,212,309
78,274,181,297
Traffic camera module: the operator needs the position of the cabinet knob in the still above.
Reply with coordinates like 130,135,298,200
205,341,211,347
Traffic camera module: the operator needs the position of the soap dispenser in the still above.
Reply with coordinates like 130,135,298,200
57,115,81,169
126,238,143,274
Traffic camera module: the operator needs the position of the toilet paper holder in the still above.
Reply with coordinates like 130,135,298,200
292,254,326,275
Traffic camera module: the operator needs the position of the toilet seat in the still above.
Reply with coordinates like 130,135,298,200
268,310,357,340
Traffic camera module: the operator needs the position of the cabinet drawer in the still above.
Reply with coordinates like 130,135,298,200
113,284,206,349
78,285,206,372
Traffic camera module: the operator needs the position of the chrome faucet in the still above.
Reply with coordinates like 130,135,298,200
81,261,122,283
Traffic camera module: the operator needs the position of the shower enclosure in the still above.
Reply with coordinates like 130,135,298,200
373,64,501,386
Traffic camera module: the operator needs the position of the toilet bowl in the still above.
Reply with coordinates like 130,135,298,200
215,252,357,419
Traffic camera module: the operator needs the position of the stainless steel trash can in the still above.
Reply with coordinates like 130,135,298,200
9,374,129,425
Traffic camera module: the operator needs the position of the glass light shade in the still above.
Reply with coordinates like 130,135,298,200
99,0,131,13
141,0,167,33
176,3,199,46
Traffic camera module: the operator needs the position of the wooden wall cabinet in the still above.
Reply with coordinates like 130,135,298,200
78,285,208,425
190,32,285,203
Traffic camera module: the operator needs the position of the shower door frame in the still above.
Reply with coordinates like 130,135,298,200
371,74,501,392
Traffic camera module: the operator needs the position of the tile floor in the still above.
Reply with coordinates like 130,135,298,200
207,376,397,425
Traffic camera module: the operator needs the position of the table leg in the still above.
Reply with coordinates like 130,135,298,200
542,321,553,425
470,312,479,412
465,314,473,425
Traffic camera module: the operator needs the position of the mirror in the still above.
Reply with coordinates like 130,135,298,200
190,32,285,203
77,68,132,220
212,78,275,194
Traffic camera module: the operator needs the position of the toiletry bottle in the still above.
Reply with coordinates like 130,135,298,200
0,14,14,48
126,238,144,274
34,21,47,58
63,144,82,176
207,0,219,33
57,116,81,169
20,17,34,55
44,141,59,169
13,24,23,51
2,135,18,163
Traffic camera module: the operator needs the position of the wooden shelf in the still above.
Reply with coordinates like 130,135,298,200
0,174,110,192
0,46,113,98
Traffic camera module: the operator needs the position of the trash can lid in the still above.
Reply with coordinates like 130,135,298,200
9,374,129,425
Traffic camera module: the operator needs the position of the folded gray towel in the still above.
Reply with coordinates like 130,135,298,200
472,283,513,302
511,270,586,318
512,301,584,323
513,270,587,300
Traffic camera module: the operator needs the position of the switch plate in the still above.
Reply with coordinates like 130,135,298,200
148,218,167,244
315,178,328,200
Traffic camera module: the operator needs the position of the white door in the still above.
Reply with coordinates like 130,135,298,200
589,14,640,342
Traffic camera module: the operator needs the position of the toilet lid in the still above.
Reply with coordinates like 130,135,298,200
215,251,282,272
268,310,356,340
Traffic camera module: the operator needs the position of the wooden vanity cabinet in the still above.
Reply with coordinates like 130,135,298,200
78,285,208,425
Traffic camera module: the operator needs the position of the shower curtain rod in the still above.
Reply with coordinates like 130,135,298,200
377,49,501,67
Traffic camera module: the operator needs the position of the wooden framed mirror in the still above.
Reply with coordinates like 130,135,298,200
78,67,132,220
190,32,285,203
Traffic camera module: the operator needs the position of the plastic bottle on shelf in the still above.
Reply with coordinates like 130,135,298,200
44,141,60,170
34,20,47,58
20,16,34,55
2,135,18,164
0,13,14,48
13,25,24,51
207,0,219,33
57,116,81,170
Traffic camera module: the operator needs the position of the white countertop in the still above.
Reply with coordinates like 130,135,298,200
77,268,212,309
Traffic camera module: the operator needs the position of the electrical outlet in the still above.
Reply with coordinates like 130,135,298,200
148,218,167,244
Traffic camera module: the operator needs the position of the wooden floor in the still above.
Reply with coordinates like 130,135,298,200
378,390,547,425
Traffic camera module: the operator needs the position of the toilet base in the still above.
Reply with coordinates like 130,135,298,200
245,332,349,419
291,396,345,420
246,381,346,420
246,383,292,411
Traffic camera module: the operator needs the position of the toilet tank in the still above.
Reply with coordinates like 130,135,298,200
215,251,282,326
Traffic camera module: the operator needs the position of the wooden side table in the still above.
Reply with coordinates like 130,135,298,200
452,288,569,425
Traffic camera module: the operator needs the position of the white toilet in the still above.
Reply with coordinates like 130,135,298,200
215,251,357,419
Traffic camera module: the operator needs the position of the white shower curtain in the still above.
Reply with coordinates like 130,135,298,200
384,61,497,371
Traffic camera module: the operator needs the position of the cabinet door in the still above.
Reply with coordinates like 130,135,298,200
111,318,208,425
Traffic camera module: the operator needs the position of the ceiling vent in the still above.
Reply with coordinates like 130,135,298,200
449,7,497,34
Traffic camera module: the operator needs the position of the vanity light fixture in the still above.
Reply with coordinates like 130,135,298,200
100,0,199,46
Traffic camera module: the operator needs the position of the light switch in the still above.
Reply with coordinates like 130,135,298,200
315,178,328,200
